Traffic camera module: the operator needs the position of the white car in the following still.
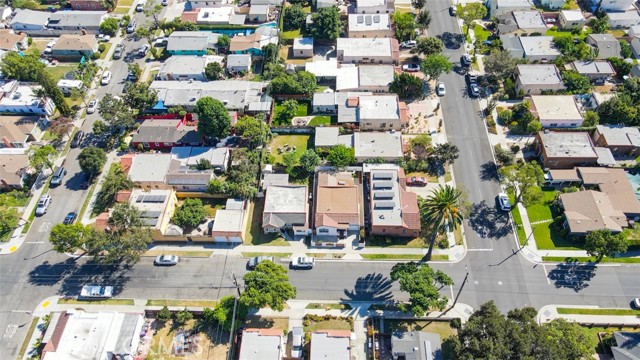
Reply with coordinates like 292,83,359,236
101,71,112,85
400,40,417,49
497,192,511,211
161,0,168,5
35,194,51,216
80,285,113,298
291,327,303,358
97,34,111,42
291,256,315,269
154,255,179,266
86,99,97,114
436,82,446,96
633,298,640,308
402,63,420,72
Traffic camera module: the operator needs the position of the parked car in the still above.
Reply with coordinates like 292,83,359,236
80,285,113,298
467,73,478,84
50,166,66,186
153,37,168,47
138,44,150,57
101,71,112,85
633,298,640,308
70,131,84,148
126,19,137,34
449,6,457,16
402,63,420,72
247,256,275,270
400,40,417,49
97,34,111,42
406,176,427,186
35,194,51,216
461,54,472,67
113,44,124,59
291,327,303,358
154,255,179,266
436,82,446,96
135,3,144,12
161,0,168,5
290,257,315,269
469,83,481,97
63,212,77,225
497,193,511,211
86,100,97,114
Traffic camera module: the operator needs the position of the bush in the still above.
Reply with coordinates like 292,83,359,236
436,234,449,249
174,308,193,324
510,145,520,153
91,52,100,59
98,43,106,53
450,318,461,329
157,306,171,322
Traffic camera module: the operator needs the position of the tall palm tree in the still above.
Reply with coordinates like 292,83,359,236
419,185,464,260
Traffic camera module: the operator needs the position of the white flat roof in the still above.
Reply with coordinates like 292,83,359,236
517,64,563,85
513,11,546,29
519,36,561,57
128,153,173,182
293,37,313,50
305,59,339,77
530,95,582,120
358,95,399,120
561,10,585,21
238,330,282,360
264,184,307,213
212,209,244,232
337,37,392,57
348,13,391,32
336,66,359,91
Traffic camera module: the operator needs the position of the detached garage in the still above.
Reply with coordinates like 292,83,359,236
210,199,246,243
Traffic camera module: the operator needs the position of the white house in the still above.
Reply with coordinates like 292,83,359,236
0,7,12,21
187,0,231,8
529,95,584,128
488,0,532,17
196,7,246,25
335,65,394,93
0,81,55,116
9,9,49,33
607,11,640,29
157,56,212,81
516,64,565,95
629,25,640,37
519,36,562,61
292,37,313,58
56,79,83,95
559,10,586,29
541,0,565,9
248,4,269,23
593,0,635,12
355,0,394,14
226,54,252,73
336,37,399,64
348,14,393,38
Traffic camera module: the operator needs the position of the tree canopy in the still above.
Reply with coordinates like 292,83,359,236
419,185,465,234
585,229,628,261
204,62,224,81
99,17,120,36
562,71,592,94
203,295,248,331
309,7,343,41
94,164,134,214
421,54,453,80
299,149,321,175
416,37,443,57
498,162,544,205
390,262,453,315
78,147,107,177
484,49,518,80
235,116,269,149
99,94,136,131
0,207,19,239
1,52,44,82
459,3,487,35
416,9,432,31
195,97,231,140
268,71,317,97
241,260,296,311
173,198,207,229
327,144,356,168
390,73,423,99
123,83,158,113
49,223,92,253
29,145,57,172
284,5,306,31
393,13,417,41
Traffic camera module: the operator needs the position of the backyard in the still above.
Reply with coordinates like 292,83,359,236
308,116,333,126
272,102,309,126
269,134,311,165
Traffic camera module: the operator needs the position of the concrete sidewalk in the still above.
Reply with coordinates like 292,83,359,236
537,304,640,326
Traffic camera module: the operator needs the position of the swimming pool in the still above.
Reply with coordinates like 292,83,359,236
625,171,640,199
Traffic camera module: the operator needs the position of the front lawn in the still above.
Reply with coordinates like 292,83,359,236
511,204,528,246
557,307,640,316
269,134,310,165
473,24,490,43
532,222,581,250
244,199,292,246
367,236,426,248
384,320,457,339
542,256,640,264
303,315,353,332
524,189,557,223
99,43,112,60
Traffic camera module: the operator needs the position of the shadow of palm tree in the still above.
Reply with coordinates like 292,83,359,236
546,259,597,292
342,273,394,302
468,201,512,239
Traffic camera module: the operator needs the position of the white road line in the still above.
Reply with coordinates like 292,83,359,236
542,264,550,285
449,285,454,300
26,241,45,244
3,324,17,339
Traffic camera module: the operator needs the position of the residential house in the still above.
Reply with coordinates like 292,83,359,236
0,115,47,148
0,30,28,52
312,91,372,114
588,90,617,109
348,14,393,38
629,25,640,37
586,34,622,59
170,146,230,172
191,6,246,25
149,80,271,114
0,153,29,190
292,37,313,58
488,0,533,17
515,64,564,95
315,127,350,148
365,164,421,237
248,4,269,23
541,0,565,9
187,0,232,9
9,10,49,33
559,10,586,29
69,0,109,10
157,56,212,81
570,60,616,82
497,11,547,35
167,31,219,56
354,0,394,14
130,119,202,150
528,95,584,128
354,131,403,162
310,331,352,360
258,164,289,196
336,65,394,93
127,154,177,189
305,59,340,84
40,310,144,360
631,37,640,58
535,131,601,169
229,26,279,56
262,184,309,235
611,332,640,360
50,34,98,61
56,79,84,95
0,7,12,21
127,189,178,238
0,81,55,116
500,34,525,58
607,11,640,28
45,11,106,35
164,168,216,192
593,125,640,156
518,36,561,61
391,331,442,360
210,198,246,243
226,54,252,73
592,0,634,11
314,171,361,239
238,328,284,360
250,0,282,5
336,37,400,65
559,167,640,235
358,94,406,130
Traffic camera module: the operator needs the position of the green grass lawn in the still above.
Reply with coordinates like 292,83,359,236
306,303,352,310
543,256,640,264
473,24,490,43
118,0,134,6
43,65,78,83
562,0,580,9
367,236,426,248
511,204,528,246
607,29,626,37
272,102,309,126
532,222,581,250
557,307,640,316
16,317,39,360
269,134,310,164
58,298,134,305
385,320,457,339
99,43,112,60
281,29,302,40
113,6,130,14
146,299,218,307
243,199,292,246
241,252,292,258
304,318,353,332
524,189,557,223
361,254,449,261
308,116,332,126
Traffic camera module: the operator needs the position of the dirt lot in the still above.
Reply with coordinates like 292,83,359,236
144,319,230,360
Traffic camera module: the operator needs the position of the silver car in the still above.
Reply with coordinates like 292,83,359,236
35,194,51,216
154,255,179,266
247,255,275,270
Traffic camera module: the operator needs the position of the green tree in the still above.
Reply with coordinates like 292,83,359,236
410,134,432,155
92,120,109,136
327,144,355,168
390,262,453,315
240,261,296,311
37,70,72,117
393,13,417,41
597,96,638,126
100,0,117,10
99,94,136,131
620,40,632,58
608,57,632,77
309,7,343,41
144,1,164,28
204,62,224,81
284,4,306,31
416,9,431,32
127,63,142,81
562,71,592,94
99,17,120,36
195,97,231,141
29,145,57,172
108,203,144,235
282,151,298,174
0,207,19,238
459,3,487,35
235,116,269,149
299,149,321,175
416,37,443,57
206,295,248,331
78,147,107,177
217,34,231,48
94,164,134,214
498,162,544,205
432,142,459,165
585,229,628,261
543,318,596,359
156,306,172,322
1,52,44,82
411,0,425,8
494,145,515,166
123,83,158,113
421,54,453,80
484,49,518,80
582,111,599,127
279,99,299,124
173,198,207,229
174,308,193,324
390,73,423,99
208,178,228,194
590,15,609,34
268,71,317,97
49,223,91,253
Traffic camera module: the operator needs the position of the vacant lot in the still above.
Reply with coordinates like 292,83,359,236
147,319,229,360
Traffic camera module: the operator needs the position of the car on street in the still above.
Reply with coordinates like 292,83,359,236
126,19,137,34
291,327,303,358
135,3,144,12
633,298,640,308
436,82,446,96
153,37,168,47
469,83,481,97
497,193,511,211
162,0,168,5
290,256,315,269
461,54,472,67
50,166,66,186
406,176,427,186
35,194,51,216
400,40,417,49
86,100,97,114
402,63,420,72
63,212,77,225
70,131,84,148
138,44,150,57
154,255,179,266
449,6,457,16
467,73,478,84
101,70,112,85
97,34,111,42
113,44,124,59
247,255,275,270
80,285,113,298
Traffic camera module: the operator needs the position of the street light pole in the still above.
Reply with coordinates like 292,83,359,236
452,265,469,307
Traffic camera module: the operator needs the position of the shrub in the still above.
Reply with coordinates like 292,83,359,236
510,145,520,153
174,308,193,324
450,318,461,329
98,43,106,53
156,306,171,322
92,52,100,59
436,234,449,249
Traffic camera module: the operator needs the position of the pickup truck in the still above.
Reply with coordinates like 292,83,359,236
80,285,114,298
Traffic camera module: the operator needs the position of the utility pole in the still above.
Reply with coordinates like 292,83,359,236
452,265,469,307
227,273,242,360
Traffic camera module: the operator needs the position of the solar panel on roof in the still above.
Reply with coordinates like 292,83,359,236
357,15,364,23
374,201,395,209
372,172,393,180
373,181,393,189
365,16,372,25
373,15,380,23
373,191,394,200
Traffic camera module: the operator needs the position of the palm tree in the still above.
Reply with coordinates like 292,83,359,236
33,88,48,106
419,185,464,260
